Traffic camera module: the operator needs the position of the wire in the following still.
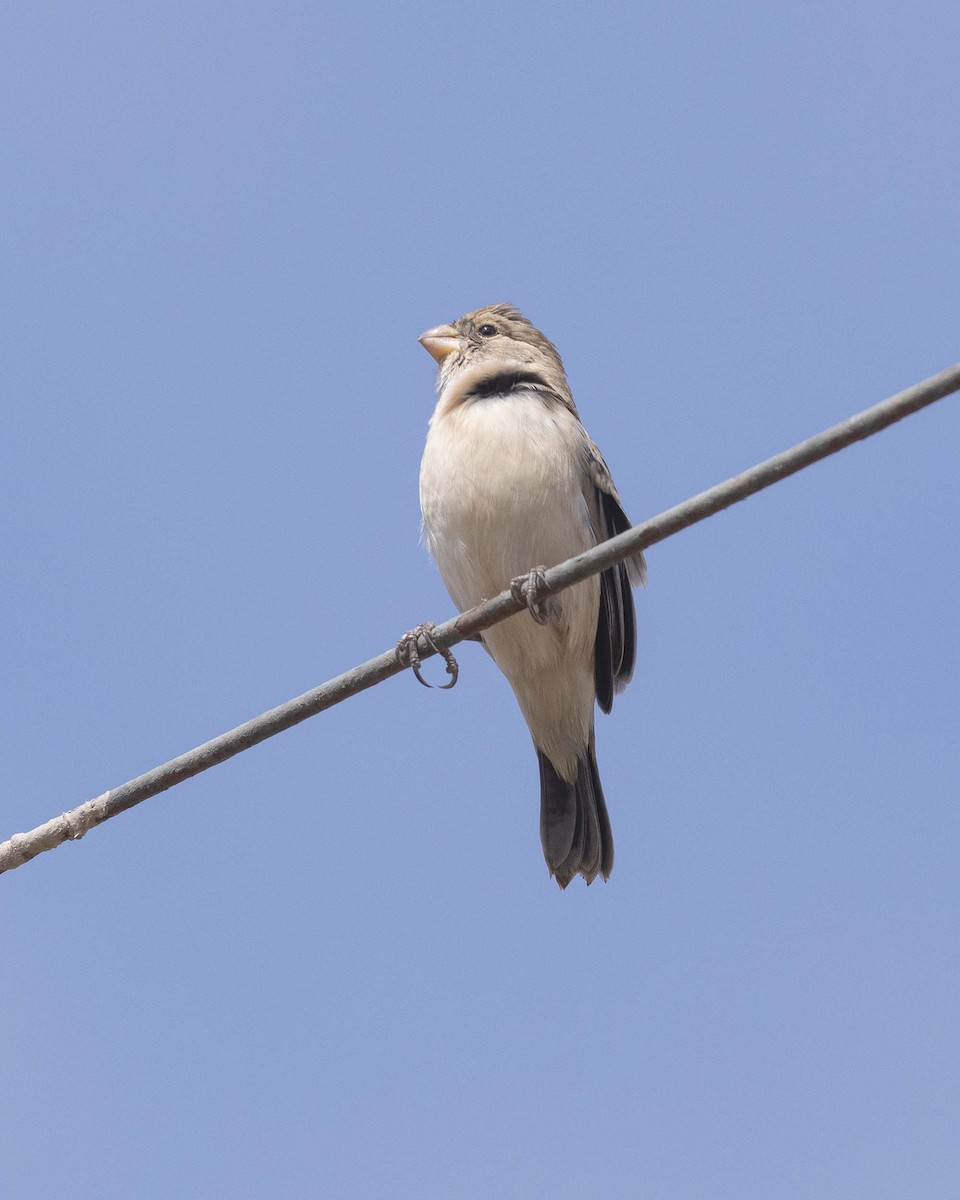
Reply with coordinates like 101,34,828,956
2,362,958,876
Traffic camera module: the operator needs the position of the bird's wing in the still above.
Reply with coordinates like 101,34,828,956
581,439,646,714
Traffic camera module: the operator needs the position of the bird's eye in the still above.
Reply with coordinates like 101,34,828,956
478,324,499,338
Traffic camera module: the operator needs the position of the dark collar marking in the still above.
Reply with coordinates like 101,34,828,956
466,371,551,400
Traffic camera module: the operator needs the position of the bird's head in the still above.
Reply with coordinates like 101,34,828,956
419,304,573,412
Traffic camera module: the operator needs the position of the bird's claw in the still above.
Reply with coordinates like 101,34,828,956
510,566,552,625
395,622,459,689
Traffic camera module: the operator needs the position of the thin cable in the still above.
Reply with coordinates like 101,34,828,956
2,362,958,875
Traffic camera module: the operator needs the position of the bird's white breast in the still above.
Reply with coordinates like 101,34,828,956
419,389,599,773
420,390,592,610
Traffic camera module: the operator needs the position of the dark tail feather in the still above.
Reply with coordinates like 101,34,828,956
537,739,614,888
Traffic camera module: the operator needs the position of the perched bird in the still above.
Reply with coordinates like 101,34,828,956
418,304,645,887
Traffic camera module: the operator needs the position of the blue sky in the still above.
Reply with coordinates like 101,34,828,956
3,2,959,1196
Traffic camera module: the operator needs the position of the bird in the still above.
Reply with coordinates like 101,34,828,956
418,303,645,887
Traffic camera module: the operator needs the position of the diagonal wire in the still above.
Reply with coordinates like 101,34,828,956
2,363,959,876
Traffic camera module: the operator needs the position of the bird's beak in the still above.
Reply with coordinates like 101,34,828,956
419,324,459,363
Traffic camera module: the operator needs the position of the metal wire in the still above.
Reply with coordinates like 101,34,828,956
3,362,958,876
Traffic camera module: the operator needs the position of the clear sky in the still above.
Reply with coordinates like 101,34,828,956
3,2,959,1197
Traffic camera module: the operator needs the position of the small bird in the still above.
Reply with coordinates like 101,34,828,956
418,304,645,887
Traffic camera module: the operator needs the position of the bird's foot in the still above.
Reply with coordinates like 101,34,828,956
395,622,459,689
509,566,560,626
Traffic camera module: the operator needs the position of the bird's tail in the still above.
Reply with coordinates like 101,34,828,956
537,736,613,888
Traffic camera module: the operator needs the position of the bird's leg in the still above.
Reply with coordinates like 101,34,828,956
509,566,561,626
395,621,459,689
